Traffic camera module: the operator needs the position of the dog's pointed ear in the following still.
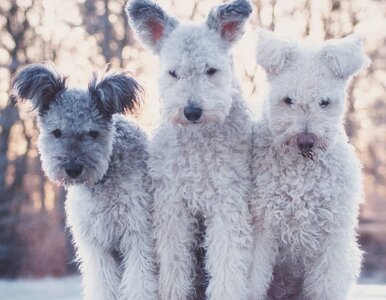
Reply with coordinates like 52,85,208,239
89,72,143,117
256,29,297,75
321,34,371,79
11,63,67,114
126,0,178,54
206,0,252,46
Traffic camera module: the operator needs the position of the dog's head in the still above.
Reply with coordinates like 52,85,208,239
12,63,142,186
256,30,370,159
127,0,252,126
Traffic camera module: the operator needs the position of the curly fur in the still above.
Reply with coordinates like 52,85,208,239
150,98,253,300
127,1,253,299
12,64,157,300
66,116,157,300
249,31,369,300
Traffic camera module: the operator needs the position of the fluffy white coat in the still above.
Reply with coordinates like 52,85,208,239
249,30,369,300
127,0,254,299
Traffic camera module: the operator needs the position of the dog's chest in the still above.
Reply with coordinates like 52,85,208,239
66,185,130,250
256,157,340,256
155,130,250,213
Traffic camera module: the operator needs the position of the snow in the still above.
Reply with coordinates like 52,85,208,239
0,276,385,300
0,277,81,300
349,285,386,299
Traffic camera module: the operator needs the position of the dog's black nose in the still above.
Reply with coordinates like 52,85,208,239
184,105,202,122
297,133,316,152
65,162,83,178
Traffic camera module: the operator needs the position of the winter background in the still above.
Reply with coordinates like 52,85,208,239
0,0,385,299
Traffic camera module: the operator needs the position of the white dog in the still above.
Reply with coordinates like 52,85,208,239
249,30,369,300
127,0,254,299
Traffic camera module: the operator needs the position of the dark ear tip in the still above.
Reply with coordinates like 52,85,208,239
126,0,152,20
229,0,253,16
237,0,253,10
12,63,65,87
245,1,253,15
125,0,134,13
14,63,54,75
11,63,67,112
90,71,144,115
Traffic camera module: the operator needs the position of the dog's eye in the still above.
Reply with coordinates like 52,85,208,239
283,97,294,105
319,99,330,108
52,129,62,138
168,70,178,78
88,130,99,139
206,68,217,76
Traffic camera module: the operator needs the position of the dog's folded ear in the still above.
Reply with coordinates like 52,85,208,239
126,0,178,54
206,0,252,46
89,73,143,116
256,29,297,75
11,63,67,113
321,34,371,79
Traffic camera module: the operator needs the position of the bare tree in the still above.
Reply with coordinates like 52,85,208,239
0,0,35,277
0,0,69,277
81,0,134,68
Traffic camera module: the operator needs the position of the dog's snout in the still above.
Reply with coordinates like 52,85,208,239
297,133,316,152
184,105,202,122
65,162,83,178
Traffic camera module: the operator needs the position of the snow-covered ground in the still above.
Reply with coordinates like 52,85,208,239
0,277,81,300
0,276,386,300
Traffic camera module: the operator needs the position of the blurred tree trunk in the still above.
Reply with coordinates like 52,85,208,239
0,0,34,277
0,0,69,278
81,0,133,68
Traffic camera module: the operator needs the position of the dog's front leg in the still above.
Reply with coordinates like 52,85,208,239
76,240,121,300
205,200,253,300
301,230,362,300
154,194,196,300
118,228,158,300
249,227,277,300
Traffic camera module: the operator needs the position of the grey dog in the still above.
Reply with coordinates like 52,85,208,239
12,63,158,300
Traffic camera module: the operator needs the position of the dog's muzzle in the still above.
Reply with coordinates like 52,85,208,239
297,133,317,159
184,105,202,122
64,161,83,178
